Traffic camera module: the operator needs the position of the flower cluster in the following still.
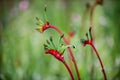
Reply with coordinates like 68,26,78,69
35,11,78,79
43,35,65,62
43,34,75,62
43,35,75,80
35,3,107,80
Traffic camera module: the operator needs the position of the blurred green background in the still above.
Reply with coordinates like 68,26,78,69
0,0,120,80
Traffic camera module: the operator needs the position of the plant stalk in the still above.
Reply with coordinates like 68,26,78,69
90,2,98,79
90,43,107,80
62,60,74,80
50,25,81,80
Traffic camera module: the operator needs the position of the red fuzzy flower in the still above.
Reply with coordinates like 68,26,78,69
45,49,64,62
43,35,75,62
43,36,65,62
81,27,107,80
36,21,50,33
81,39,92,46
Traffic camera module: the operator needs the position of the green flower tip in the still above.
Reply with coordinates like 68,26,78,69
60,34,64,39
44,44,49,50
81,39,86,44
44,4,47,12
35,17,44,33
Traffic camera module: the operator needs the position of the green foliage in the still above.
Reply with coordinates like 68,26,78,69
0,0,120,80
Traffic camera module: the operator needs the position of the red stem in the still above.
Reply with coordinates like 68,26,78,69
90,43,107,80
51,25,81,80
62,60,74,80
90,2,97,79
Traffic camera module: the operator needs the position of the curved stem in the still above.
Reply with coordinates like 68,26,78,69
90,3,97,30
50,25,81,80
62,61,74,80
80,3,90,31
90,43,107,80
90,2,97,79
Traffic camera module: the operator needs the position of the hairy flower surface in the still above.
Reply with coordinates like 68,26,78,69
45,49,64,62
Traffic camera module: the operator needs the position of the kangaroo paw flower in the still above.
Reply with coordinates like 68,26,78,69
43,35,74,80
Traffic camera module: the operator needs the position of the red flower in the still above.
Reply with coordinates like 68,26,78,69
81,39,92,46
43,36,65,62
43,35,74,62
81,27,107,80
36,19,51,33
45,49,64,62
35,6,51,33
81,27,93,46
43,36,75,80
